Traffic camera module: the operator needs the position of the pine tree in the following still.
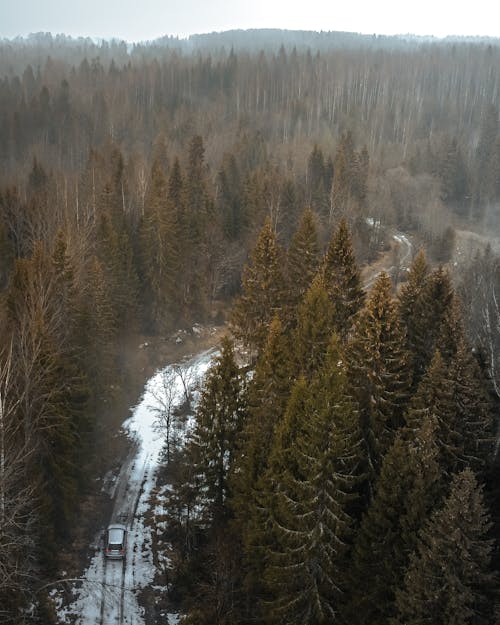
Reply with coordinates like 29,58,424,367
322,217,364,339
96,201,139,333
347,272,411,485
393,469,496,625
231,317,295,621
306,145,328,214
216,152,244,240
231,218,286,353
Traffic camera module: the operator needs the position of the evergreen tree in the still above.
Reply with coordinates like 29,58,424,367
406,345,493,478
400,263,454,386
80,256,117,404
439,136,468,211
188,337,244,523
393,469,496,625
399,249,431,387
347,272,411,486
216,152,244,240
322,217,364,339
294,271,336,379
231,218,286,353
346,417,442,625
96,197,139,332
231,316,295,621
284,206,320,328
139,157,181,331
7,243,87,571
448,341,494,474
306,145,328,214
232,315,294,506
262,338,362,625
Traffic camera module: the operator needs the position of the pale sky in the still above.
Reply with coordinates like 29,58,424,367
0,0,498,42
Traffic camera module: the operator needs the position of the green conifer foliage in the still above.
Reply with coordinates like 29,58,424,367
139,158,181,331
231,317,295,619
448,341,494,474
294,271,336,378
232,315,294,503
347,272,411,482
231,218,286,353
331,133,355,219
80,256,117,402
262,338,361,625
403,265,454,385
406,346,493,478
322,217,364,339
393,469,495,625
346,417,442,625
284,207,320,327
216,153,244,240
399,249,431,387
306,145,328,214
188,337,244,523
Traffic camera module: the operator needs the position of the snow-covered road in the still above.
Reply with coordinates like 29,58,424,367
57,348,217,625
364,231,413,290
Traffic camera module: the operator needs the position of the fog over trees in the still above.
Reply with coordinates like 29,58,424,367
0,28,500,624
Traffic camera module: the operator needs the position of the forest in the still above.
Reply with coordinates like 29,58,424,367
0,28,500,624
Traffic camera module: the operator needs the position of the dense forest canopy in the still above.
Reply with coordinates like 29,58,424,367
1,28,500,624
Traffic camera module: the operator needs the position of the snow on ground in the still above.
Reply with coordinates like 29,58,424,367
57,348,217,625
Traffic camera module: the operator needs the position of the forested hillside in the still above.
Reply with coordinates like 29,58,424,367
1,29,500,624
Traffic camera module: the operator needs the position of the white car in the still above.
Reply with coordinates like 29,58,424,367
104,524,127,560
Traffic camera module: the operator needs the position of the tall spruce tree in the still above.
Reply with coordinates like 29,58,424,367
347,272,411,487
231,218,286,353
294,271,336,379
188,337,244,523
406,346,493,478
322,217,364,339
404,265,454,385
232,315,294,508
284,207,320,328
261,337,362,625
399,249,431,387
393,469,496,625
231,316,295,622
139,157,181,331
345,416,442,625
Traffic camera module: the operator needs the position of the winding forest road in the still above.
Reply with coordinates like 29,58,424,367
59,348,217,625
363,231,413,290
